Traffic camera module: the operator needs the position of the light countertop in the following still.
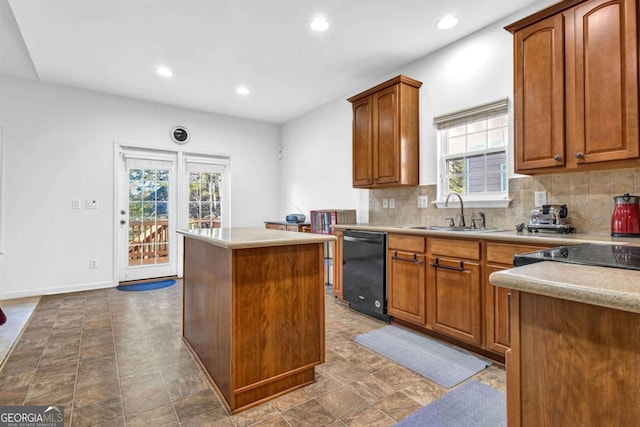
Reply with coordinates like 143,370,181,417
490,262,640,314
178,227,335,249
331,223,639,246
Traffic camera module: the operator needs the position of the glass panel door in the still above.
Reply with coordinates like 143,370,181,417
128,167,170,266
188,171,222,230
185,159,228,229
118,153,177,282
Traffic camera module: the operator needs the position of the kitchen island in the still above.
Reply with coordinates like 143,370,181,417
490,262,640,426
178,227,336,413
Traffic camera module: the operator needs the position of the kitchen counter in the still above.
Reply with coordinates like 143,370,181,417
333,223,640,312
490,261,640,314
491,252,640,426
179,227,331,413
178,227,335,249
332,223,637,246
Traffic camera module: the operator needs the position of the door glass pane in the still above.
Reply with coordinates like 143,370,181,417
188,171,223,230
128,167,170,267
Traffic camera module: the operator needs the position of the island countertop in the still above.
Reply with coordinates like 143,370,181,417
178,227,336,249
490,262,640,314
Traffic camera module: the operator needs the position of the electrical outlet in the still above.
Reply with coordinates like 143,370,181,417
72,199,81,209
382,198,389,209
86,199,98,209
89,259,98,269
389,198,395,209
534,191,547,207
417,195,429,208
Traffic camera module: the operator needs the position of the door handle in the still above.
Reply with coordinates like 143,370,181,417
429,258,465,271
392,251,424,264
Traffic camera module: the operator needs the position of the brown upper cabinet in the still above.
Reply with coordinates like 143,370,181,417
506,0,639,174
347,75,422,188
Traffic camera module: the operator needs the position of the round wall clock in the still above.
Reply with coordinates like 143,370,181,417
171,126,189,144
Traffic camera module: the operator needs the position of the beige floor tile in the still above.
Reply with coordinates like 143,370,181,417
0,281,506,426
280,399,337,427
171,388,222,421
316,386,369,420
373,391,424,422
71,396,123,426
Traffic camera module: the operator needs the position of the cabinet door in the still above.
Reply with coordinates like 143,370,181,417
388,250,427,325
372,84,400,185
333,230,343,300
485,265,512,354
514,14,565,172
428,257,482,345
352,97,373,187
485,243,549,355
570,0,639,164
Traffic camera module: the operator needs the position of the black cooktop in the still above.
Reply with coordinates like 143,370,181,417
513,243,640,271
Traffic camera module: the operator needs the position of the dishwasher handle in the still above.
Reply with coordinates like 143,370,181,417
344,235,383,244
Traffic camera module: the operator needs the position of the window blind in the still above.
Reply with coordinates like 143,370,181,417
433,97,510,130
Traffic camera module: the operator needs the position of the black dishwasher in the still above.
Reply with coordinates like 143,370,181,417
343,230,389,321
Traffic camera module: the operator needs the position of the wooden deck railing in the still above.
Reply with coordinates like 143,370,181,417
128,218,221,265
128,220,169,265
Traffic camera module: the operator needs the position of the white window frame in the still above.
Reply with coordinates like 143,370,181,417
433,98,512,209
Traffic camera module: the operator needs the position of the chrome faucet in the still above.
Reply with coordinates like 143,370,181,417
445,192,465,227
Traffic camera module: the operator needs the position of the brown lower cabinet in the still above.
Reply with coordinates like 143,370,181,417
507,291,640,426
182,236,325,413
387,234,427,325
484,242,550,354
427,238,482,346
350,232,559,359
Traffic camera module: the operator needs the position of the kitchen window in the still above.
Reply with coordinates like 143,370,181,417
434,98,510,208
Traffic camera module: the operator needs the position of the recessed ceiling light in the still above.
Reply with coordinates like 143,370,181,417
236,86,250,95
310,17,329,32
156,66,173,77
437,15,458,30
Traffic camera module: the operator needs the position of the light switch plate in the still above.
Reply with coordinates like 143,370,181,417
534,191,547,207
86,199,98,209
72,199,81,209
417,195,429,208
389,198,395,209
382,198,389,209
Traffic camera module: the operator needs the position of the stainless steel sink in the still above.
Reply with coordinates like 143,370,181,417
406,225,505,233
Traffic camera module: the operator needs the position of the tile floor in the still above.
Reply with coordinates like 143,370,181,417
0,281,505,426
0,296,41,365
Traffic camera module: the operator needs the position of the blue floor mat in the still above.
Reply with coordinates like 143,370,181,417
116,279,176,292
355,325,491,388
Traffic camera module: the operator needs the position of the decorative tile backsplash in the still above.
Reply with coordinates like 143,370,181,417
369,167,640,235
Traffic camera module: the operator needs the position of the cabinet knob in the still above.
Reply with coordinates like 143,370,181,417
575,152,585,159
553,154,562,162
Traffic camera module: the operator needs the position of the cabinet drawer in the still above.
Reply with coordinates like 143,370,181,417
430,238,480,260
486,243,550,265
388,234,426,253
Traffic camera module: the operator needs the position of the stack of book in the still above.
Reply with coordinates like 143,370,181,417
310,209,356,234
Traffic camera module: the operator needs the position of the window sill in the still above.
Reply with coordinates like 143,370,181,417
433,198,512,209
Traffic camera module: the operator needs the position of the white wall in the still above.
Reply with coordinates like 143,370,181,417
0,76,281,298
280,99,369,223
279,2,554,220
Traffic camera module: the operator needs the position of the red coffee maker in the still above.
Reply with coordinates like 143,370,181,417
611,193,640,237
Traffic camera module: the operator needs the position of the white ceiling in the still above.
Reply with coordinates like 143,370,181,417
2,0,555,124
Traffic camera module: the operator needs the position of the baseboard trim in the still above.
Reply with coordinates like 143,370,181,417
0,280,114,300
